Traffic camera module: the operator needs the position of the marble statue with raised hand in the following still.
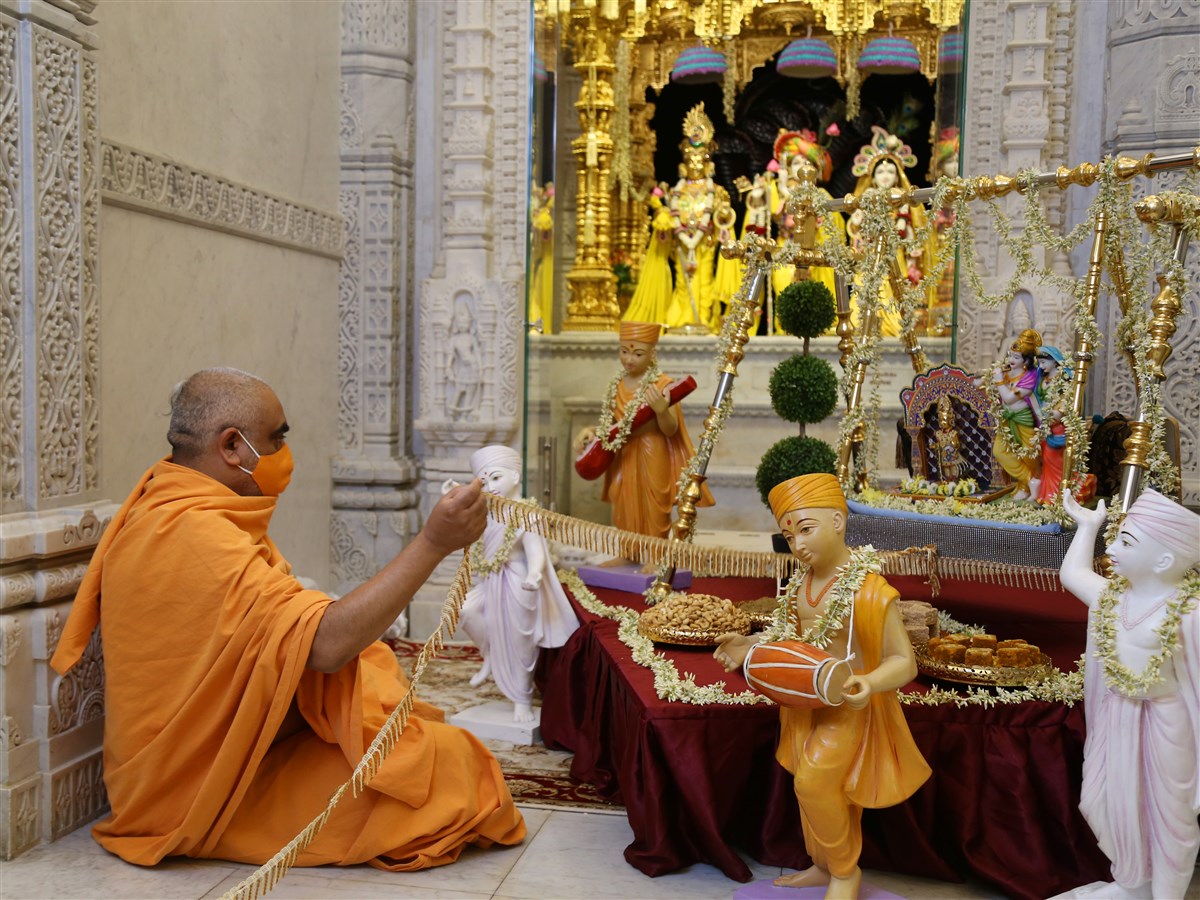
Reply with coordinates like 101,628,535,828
458,446,580,723
713,474,930,899
1058,489,1199,900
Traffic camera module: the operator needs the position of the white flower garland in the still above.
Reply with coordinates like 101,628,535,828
468,498,538,577
557,567,1085,709
595,362,662,453
854,487,1069,527
899,476,979,498
1090,570,1200,698
760,546,880,647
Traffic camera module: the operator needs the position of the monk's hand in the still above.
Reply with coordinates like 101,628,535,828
647,386,669,415
713,633,756,673
841,675,872,710
573,426,597,457
423,478,487,555
521,571,543,592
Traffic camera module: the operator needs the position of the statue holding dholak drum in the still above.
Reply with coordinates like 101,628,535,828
714,474,930,899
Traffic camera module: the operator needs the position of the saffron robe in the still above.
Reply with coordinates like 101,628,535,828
776,573,931,875
50,460,525,869
600,374,714,539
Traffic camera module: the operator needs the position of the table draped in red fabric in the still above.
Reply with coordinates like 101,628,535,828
537,574,1111,899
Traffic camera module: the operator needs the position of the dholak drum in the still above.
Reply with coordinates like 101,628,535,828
744,640,851,708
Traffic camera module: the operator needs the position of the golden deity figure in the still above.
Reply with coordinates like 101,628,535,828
527,181,555,332
665,103,731,333
769,127,845,334
929,394,961,483
845,127,937,338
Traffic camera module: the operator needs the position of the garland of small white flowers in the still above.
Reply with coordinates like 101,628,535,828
595,361,662,453
899,476,980,498
759,545,879,646
1090,569,1200,698
468,498,538,577
854,486,1069,527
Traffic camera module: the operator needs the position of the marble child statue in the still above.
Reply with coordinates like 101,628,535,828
458,446,580,723
1059,489,1199,900
713,474,930,900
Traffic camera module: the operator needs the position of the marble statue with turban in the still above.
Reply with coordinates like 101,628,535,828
1059,488,1200,899
458,445,579,723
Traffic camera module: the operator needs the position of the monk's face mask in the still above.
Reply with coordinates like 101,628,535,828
235,430,294,497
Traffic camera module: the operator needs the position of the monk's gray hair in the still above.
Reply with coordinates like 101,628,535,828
167,367,269,460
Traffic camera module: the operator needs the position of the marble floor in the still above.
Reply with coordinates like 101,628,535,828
2,804,1021,900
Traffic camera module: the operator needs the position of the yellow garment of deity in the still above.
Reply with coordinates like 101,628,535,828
601,374,714,537
666,240,715,330
623,204,675,325
527,206,554,331
775,573,930,878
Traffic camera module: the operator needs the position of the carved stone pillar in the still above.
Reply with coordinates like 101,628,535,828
333,1,421,606
1097,0,1200,504
0,0,114,858
412,0,530,637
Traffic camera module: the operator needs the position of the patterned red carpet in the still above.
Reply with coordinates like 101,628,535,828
390,638,623,813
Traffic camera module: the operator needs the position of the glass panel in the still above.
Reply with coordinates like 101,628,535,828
523,3,970,524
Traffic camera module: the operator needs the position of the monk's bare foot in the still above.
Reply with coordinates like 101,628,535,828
774,865,830,889
825,867,862,900
513,703,535,723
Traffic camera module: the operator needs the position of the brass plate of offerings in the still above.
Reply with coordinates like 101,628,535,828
915,642,1053,687
637,592,752,646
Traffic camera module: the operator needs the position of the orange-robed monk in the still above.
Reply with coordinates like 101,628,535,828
714,474,929,900
50,368,525,870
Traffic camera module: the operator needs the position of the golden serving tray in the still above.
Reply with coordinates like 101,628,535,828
915,642,1053,687
636,618,750,647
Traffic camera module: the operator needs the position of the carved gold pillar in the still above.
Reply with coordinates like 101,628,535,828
562,9,620,331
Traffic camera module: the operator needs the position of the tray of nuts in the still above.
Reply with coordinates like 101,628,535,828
637,592,752,646
735,596,780,631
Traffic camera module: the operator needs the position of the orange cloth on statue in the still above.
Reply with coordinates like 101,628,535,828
50,460,524,869
600,374,714,538
775,573,930,875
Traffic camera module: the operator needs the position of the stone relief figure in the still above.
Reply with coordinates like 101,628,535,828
456,446,580,723
1058,489,1199,900
447,293,482,420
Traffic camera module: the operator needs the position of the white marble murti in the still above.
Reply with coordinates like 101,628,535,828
450,700,542,746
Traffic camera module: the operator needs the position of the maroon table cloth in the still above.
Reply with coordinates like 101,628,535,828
537,574,1111,899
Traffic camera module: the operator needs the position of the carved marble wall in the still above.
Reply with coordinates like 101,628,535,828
333,0,421,604
0,0,113,859
409,0,531,637
1097,0,1200,504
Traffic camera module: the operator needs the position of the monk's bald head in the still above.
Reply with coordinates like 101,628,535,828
168,368,274,463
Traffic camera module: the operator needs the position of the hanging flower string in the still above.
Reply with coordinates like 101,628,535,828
1090,569,1200,698
468,498,539,577
594,361,663,453
759,546,878,645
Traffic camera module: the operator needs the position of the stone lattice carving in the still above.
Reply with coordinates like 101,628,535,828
0,617,22,666
6,780,39,858
1115,0,1199,32
337,187,363,452
0,715,21,751
49,629,104,735
1157,52,1200,122
341,0,407,48
101,141,343,259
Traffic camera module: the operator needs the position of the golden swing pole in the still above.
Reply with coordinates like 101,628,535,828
1114,196,1194,508
645,235,773,606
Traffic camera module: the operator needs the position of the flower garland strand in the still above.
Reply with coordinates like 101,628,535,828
1090,569,1200,698
760,546,880,647
468,498,538,577
594,361,662,453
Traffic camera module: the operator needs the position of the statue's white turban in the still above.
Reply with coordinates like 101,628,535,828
1124,488,1200,569
470,445,521,478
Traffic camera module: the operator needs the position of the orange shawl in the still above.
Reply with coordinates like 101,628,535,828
52,460,523,868
776,573,931,809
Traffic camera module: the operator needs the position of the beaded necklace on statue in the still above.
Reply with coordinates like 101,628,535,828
467,498,538,577
805,570,841,608
595,362,662,453
761,546,880,650
1090,570,1199,698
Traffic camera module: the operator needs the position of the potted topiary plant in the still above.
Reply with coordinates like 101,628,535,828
755,280,840,547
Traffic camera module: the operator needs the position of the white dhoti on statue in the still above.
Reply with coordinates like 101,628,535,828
1079,609,1200,899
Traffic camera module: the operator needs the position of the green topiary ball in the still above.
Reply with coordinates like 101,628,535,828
755,436,838,507
769,354,839,424
776,279,837,340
